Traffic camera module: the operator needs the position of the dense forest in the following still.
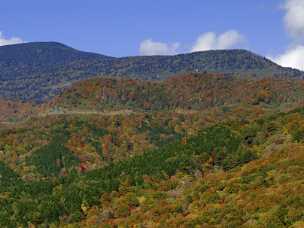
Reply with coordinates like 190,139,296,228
0,71,304,226
1,103,304,226
48,73,304,112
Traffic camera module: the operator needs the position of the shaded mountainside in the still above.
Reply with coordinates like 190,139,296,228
0,42,115,102
0,42,303,102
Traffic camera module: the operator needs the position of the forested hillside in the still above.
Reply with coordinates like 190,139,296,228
1,0,304,225
48,73,304,112
0,71,304,226
1,104,304,226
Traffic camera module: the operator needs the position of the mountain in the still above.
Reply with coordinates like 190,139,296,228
0,42,115,102
0,42,303,102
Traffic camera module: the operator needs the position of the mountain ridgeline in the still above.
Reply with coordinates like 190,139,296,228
0,42,303,102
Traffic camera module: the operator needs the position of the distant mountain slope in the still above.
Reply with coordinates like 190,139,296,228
115,50,302,79
0,42,303,102
0,42,112,80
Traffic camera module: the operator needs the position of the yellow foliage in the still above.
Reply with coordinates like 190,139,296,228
137,196,146,205
81,203,88,214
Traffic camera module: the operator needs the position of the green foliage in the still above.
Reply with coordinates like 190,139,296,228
0,162,20,188
0,123,257,226
291,128,304,142
188,125,255,170
4,106,304,226
27,133,79,177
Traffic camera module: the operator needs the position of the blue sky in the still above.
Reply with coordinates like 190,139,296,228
1,0,304,69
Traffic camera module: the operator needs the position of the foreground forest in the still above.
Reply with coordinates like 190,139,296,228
0,73,304,227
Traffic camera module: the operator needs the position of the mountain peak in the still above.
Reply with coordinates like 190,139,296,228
0,41,74,50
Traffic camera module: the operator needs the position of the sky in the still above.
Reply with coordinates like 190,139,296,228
1,0,304,70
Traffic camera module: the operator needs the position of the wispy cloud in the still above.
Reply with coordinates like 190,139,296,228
272,0,304,70
139,39,180,56
0,32,24,46
272,45,304,70
284,0,304,40
191,30,244,52
139,30,244,56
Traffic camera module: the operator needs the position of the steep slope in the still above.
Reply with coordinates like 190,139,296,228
81,112,304,227
0,42,115,101
1,105,304,227
0,42,302,102
0,42,112,80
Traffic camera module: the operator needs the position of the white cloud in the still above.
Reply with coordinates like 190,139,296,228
0,32,24,46
191,30,244,52
271,0,304,71
217,31,244,49
191,32,216,52
272,45,304,70
139,39,180,56
284,0,304,39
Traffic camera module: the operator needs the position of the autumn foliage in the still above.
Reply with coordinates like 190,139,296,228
0,73,304,227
